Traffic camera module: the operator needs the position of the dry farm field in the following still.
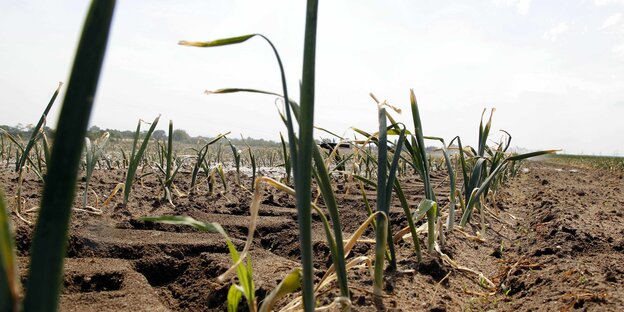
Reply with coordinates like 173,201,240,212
1,2,623,312
2,137,623,311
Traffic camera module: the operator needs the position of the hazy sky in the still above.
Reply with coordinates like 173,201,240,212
1,0,623,155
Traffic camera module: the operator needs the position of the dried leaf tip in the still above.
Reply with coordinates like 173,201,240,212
178,40,199,46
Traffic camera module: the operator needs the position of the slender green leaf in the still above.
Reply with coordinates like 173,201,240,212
259,269,302,312
182,2,321,307
141,215,228,236
413,199,436,223
227,285,242,312
165,121,173,184
17,82,62,171
353,174,376,187
449,136,470,195
190,132,228,192
0,188,19,312
507,149,559,161
179,34,255,47
393,180,422,260
123,115,160,205
478,108,495,157
296,1,319,308
385,129,405,207
374,107,391,295
409,89,437,253
24,1,116,310
311,145,349,298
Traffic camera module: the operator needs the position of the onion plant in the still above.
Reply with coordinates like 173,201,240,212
455,109,494,228
33,141,44,174
226,138,242,185
154,120,187,205
189,133,228,194
242,137,258,189
82,131,110,211
424,136,457,231
216,142,223,164
404,90,438,253
122,115,160,206
458,149,557,227
372,107,405,295
0,89,58,179
456,110,558,227
373,96,433,261
215,164,227,192
248,149,257,189
0,131,44,182
179,1,328,309
0,128,46,222
352,106,429,262
482,131,514,199
359,92,439,258
16,82,63,176
207,93,354,304
23,1,116,310
1,135,10,168
279,133,291,184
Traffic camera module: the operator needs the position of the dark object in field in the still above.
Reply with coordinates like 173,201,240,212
318,142,351,171
319,142,351,151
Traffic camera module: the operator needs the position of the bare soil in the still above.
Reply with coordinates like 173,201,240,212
2,160,623,311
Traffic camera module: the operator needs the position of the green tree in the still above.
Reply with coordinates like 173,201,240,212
172,129,190,142
152,129,166,141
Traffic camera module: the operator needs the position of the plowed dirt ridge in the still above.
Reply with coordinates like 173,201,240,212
4,160,623,311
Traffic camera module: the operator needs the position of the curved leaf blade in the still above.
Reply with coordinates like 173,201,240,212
179,34,256,47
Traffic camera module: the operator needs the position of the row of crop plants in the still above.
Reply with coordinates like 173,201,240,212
0,1,555,311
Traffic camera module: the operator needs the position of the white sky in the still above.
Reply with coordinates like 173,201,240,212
1,0,623,155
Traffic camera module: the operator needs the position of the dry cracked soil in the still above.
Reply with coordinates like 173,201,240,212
3,160,623,311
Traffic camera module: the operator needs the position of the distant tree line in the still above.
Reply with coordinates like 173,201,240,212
0,123,283,148
0,124,55,139
87,125,281,147
3,124,445,150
